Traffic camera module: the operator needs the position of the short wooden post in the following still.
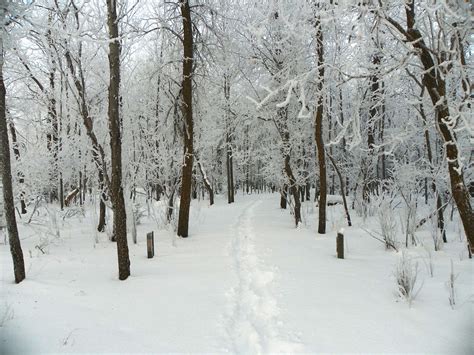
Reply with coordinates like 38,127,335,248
337,229,344,259
147,231,154,258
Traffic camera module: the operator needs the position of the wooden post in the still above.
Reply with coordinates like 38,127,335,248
147,231,154,258
337,229,344,259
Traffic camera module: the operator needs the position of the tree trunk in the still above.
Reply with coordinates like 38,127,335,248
64,28,108,232
106,0,130,280
8,121,26,214
225,75,234,204
420,91,447,243
314,15,326,234
46,25,59,203
61,3,103,218
280,184,288,209
167,179,178,222
198,160,214,205
0,36,25,283
364,54,381,201
226,132,235,204
78,171,82,206
327,153,352,227
386,3,474,250
59,173,64,210
284,152,301,227
177,0,194,238
97,177,106,232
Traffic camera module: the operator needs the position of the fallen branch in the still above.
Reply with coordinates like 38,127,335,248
27,196,42,224
361,227,399,252
415,197,451,230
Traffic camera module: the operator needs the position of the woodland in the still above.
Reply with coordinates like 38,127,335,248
0,0,473,353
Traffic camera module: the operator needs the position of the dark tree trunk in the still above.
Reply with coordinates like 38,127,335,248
226,132,235,204
420,90,447,243
64,22,108,232
364,54,381,201
225,75,234,204
280,184,288,209
98,176,107,232
384,3,473,250
328,96,335,196
82,168,87,203
167,188,175,222
0,38,25,283
245,124,250,194
78,171,82,206
283,148,301,227
314,15,326,234
379,82,386,181
198,161,214,205
327,153,352,227
305,181,311,201
277,103,301,225
8,121,26,214
177,0,194,238
192,169,197,200
59,173,64,210
46,26,59,203
107,0,130,280
339,86,350,196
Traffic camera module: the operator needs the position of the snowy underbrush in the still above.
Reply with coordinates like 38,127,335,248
347,182,470,310
377,197,399,251
1,193,471,353
149,199,177,232
394,251,423,307
17,201,64,257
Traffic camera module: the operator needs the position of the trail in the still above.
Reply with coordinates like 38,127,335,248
225,199,303,354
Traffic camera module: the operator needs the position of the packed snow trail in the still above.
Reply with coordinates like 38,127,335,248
1,193,471,353
225,200,303,354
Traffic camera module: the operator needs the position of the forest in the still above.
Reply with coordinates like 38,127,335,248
0,0,472,353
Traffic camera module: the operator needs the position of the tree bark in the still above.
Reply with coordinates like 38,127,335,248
384,2,473,251
314,15,326,234
97,175,107,232
327,153,352,227
64,35,108,232
46,25,59,203
419,89,446,243
107,0,130,280
0,36,25,283
284,150,301,226
177,0,194,238
8,121,26,214
197,160,214,205
225,75,234,204
280,184,288,209
363,54,381,201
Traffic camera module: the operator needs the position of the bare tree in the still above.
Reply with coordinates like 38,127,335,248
379,1,473,252
313,5,326,234
177,0,194,238
106,0,130,280
0,20,25,284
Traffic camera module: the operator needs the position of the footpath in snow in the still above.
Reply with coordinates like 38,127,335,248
0,193,472,354
225,200,303,353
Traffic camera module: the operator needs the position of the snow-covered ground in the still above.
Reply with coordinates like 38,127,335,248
1,193,472,354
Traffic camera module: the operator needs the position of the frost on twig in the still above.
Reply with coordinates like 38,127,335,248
446,259,458,309
394,251,423,307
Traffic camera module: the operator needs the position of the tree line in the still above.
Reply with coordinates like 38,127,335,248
1,0,472,282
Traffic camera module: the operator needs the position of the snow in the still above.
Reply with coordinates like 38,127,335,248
1,193,472,354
